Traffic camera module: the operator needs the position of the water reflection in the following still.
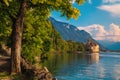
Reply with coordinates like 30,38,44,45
42,52,120,80
42,53,85,74
86,53,99,64
113,64,120,79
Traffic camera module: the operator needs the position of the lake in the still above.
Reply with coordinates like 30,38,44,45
42,52,120,80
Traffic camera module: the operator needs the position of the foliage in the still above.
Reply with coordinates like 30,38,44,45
66,40,85,53
0,0,86,64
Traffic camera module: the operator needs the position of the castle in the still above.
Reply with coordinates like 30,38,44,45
86,39,99,53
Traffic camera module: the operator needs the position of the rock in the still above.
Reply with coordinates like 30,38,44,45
20,56,54,80
33,67,53,80
44,72,52,80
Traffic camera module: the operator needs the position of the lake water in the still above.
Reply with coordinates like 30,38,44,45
43,52,120,80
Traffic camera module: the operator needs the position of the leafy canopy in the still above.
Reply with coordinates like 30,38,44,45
2,0,85,19
0,0,85,63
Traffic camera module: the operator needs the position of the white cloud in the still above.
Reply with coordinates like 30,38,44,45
98,4,120,17
102,0,120,3
107,23,120,41
78,24,106,37
78,23,120,42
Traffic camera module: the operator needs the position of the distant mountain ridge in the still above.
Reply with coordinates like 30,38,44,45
49,17,92,43
49,17,107,51
98,40,120,50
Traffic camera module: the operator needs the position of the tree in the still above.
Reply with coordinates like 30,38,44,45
0,0,85,74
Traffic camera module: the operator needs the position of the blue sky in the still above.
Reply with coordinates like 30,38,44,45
51,0,120,42
51,0,120,27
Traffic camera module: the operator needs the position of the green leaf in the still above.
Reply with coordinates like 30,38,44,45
3,0,9,6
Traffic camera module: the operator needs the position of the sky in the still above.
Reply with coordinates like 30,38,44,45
51,0,120,42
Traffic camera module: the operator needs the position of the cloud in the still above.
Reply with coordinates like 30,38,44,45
107,23,120,41
97,4,120,16
78,24,106,37
98,4,120,17
78,23,120,42
102,0,120,3
78,24,107,40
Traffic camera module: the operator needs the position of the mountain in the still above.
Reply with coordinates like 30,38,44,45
49,17,93,43
98,40,120,50
49,17,107,51
110,42,120,50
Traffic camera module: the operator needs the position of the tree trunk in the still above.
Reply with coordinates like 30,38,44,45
11,0,27,74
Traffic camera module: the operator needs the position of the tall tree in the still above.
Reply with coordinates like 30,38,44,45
0,0,85,74
11,0,27,74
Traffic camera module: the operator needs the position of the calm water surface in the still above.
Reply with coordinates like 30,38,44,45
43,52,120,80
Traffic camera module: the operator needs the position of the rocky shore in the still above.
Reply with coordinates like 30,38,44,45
0,54,56,80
